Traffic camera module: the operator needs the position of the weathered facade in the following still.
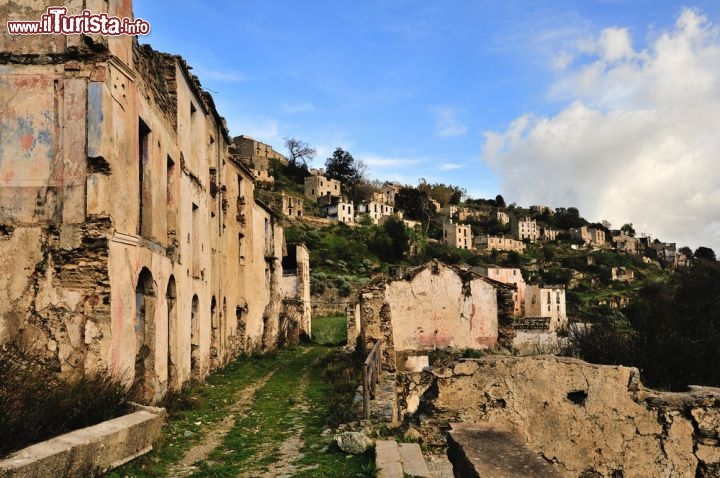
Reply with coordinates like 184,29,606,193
442,220,472,249
0,1,304,402
280,192,304,219
280,244,312,342
355,261,514,372
511,216,539,241
571,226,606,247
473,234,526,253
524,285,567,331
474,266,526,317
322,200,355,224
304,173,341,202
232,134,287,183
356,200,393,225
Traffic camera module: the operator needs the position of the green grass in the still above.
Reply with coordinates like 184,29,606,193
106,346,371,477
312,316,348,345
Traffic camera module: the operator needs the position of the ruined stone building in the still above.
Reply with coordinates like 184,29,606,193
442,220,472,249
539,226,557,241
232,135,287,184
496,210,510,225
524,285,567,331
304,173,341,202
321,200,355,224
473,234,526,253
511,216,539,242
571,226,606,247
280,192,304,219
0,1,308,403
349,261,514,372
473,267,526,317
356,200,393,225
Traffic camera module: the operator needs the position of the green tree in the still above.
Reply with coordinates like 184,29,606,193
495,194,506,208
369,216,410,263
694,246,717,261
325,148,364,187
620,223,636,237
395,187,432,224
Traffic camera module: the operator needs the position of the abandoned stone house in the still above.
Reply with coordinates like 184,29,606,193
348,261,514,372
304,173,341,202
231,135,287,184
280,192,304,219
473,234,526,253
0,1,309,403
571,225,607,247
511,216,539,242
356,200,394,225
524,285,567,331
442,220,473,249
473,266,526,317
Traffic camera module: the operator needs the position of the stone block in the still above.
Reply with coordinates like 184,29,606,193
0,410,164,478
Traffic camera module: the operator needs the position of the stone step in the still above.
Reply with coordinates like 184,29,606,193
398,442,430,477
447,423,562,478
375,440,403,478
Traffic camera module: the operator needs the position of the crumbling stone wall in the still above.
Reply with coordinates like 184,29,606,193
0,220,112,377
358,261,514,373
408,355,720,477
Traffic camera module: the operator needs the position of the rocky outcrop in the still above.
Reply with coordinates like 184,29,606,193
405,355,720,477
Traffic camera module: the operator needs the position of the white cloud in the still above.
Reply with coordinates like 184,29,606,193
599,27,635,61
434,107,468,137
439,162,466,171
482,8,720,252
360,155,425,167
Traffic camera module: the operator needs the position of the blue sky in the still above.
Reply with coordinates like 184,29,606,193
134,1,720,251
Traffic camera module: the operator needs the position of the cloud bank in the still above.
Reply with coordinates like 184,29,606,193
482,8,720,252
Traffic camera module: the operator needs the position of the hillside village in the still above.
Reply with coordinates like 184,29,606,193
2,1,720,476
237,133,691,321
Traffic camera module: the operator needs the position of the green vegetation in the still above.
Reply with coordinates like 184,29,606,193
107,346,373,477
312,315,348,346
0,339,131,457
563,258,720,390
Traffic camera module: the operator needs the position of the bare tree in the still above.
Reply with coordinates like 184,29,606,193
284,137,316,166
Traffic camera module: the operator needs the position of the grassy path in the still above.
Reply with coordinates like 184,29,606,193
107,345,372,477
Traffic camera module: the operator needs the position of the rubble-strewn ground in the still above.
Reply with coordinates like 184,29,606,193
106,345,374,477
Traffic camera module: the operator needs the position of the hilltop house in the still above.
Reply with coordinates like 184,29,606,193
571,226,606,247
304,173,341,202
356,201,394,225
443,220,473,249
232,135,287,184
474,235,526,253
512,216,539,241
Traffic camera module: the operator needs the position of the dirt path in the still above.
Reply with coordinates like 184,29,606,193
165,371,275,478
238,374,319,478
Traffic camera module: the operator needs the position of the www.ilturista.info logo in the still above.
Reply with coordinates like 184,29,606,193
7,6,150,36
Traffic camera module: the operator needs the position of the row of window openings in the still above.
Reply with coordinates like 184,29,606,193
139,117,247,272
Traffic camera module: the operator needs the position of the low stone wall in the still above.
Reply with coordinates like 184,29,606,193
403,355,720,477
0,406,165,478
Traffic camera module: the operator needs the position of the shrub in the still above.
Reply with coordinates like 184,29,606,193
0,340,131,457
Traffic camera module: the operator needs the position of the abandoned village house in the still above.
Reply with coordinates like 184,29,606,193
0,0,310,403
